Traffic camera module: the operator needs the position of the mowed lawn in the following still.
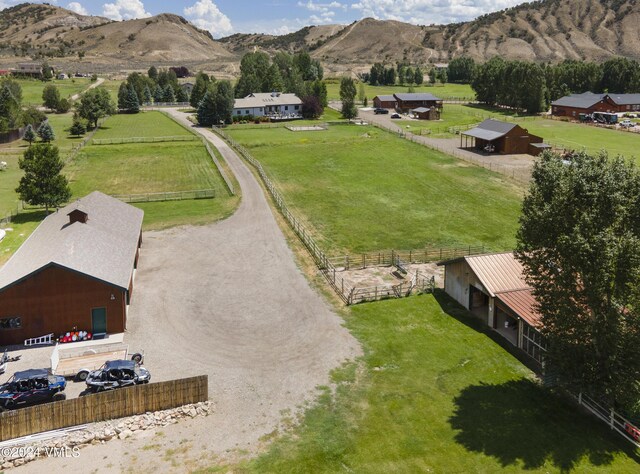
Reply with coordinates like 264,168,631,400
243,295,640,473
93,111,194,140
0,153,23,217
326,81,475,101
227,124,522,253
14,78,92,105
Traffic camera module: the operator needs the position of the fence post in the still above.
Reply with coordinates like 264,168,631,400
578,392,582,405
610,408,615,429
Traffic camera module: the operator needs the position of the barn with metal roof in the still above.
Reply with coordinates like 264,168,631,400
438,252,545,363
0,192,143,346
460,119,549,156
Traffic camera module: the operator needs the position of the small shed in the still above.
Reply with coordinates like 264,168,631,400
438,252,545,363
373,95,396,109
460,119,545,155
410,107,439,120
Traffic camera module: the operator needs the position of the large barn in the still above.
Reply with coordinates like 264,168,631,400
393,93,442,113
460,119,550,155
551,92,640,117
0,192,143,346
438,252,545,363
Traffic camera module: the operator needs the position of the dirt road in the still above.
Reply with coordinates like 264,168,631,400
16,110,360,473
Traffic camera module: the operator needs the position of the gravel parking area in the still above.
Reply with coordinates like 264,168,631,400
14,109,360,473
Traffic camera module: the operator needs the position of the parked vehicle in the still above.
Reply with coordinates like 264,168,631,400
0,369,66,411
390,113,401,119
374,108,389,114
85,360,150,393
620,119,635,128
51,342,143,381
0,349,21,375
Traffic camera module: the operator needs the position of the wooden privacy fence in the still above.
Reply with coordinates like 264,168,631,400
0,375,208,442
111,189,215,203
92,135,198,145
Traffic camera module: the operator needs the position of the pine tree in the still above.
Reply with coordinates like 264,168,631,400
37,121,55,143
126,86,140,113
176,86,188,103
197,89,217,127
163,84,175,103
69,120,86,137
117,82,128,111
16,143,71,212
22,124,36,145
148,65,158,82
153,85,164,103
190,72,211,108
414,67,424,85
143,85,152,105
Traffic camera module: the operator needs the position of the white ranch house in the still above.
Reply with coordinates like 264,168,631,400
233,92,302,118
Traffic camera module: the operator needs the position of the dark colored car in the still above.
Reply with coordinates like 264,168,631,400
374,108,389,114
0,369,66,411
390,113,401,119
85,360,150,392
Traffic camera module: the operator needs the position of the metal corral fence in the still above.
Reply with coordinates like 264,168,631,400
92,135,198,145
213,126,486,304
0,375,208,442
111,189,215,203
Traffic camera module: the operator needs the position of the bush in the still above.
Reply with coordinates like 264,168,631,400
55,97,70,113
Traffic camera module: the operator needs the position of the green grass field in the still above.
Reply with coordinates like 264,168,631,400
11,78,91,105
0,211,46,265
91,111,194,140
227,123,522,253
239,294,640,473
325,82,475,101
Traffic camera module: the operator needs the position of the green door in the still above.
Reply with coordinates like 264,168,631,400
91,307,107,335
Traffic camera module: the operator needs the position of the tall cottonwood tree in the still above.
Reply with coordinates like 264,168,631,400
516,151,640,408
339,77,357,120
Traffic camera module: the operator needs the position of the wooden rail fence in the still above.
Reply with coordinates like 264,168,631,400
111,189,215,203
0,375,208,442
92,135,198,145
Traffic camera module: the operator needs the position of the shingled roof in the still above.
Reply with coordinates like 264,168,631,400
393,93,441,102
461,119,519,142
0,192,143,292
551,92,606,109
234,92,302,109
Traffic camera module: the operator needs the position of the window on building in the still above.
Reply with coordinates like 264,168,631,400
245,110,250,114
522,324,546,364
0,317,21,330
236,110,241,115
295,105,299,110
285,106,288,111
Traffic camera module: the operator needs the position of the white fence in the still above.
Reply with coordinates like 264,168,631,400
573,392,640,448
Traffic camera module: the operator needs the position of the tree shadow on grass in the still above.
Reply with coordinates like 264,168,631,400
449,379,640,472
7,210,47,225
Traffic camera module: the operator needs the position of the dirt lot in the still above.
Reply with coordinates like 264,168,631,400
13,110,360,473
339,262,444,289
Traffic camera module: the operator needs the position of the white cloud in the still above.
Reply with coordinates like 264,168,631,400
67,2,88,15
184,0,233,38
102,0,151,21
298,1,346,23
350,0,530,25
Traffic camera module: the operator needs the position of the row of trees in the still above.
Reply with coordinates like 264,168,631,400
0,79,47,133
117,66,190,113
364,63,424,86
468,56,640,112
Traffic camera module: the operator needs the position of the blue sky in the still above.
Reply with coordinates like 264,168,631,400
0,1,531,37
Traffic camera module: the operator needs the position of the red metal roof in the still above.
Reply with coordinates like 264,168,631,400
496,288,542,328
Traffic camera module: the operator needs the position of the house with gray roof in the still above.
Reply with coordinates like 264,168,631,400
0,191,143,346
393,93,443,114
233,92,302,120
551,92,640,117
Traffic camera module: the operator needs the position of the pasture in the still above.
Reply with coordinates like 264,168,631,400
244,294,640,473
227,123,522,253
325,81,475,101
11,78,91,105
90,111,194,140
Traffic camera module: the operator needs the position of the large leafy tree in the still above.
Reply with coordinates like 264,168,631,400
76,87,115,129
42,84,60,111
339,76,357,120
447,57,476,83
516,151,640,408
16,143,71,212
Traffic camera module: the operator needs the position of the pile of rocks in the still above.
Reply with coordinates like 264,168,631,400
0,401,213,470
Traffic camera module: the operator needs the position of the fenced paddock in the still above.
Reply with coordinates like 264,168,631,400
0,375,208,442
92,135,198,145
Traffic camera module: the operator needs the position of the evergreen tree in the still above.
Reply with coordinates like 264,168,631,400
414,67,424,85
117,82,129,111
42,61,53,81
142,85,152,105
213,80,235,125
16,143,71,212
69,120,86,137
0,84,21,131
175,86,189,103
405,66,414,85
37,121,55,143
162,84,175,103
148,65,158,82
197,88,217,127
22,124,36,145
126,86,140,113
190,72,211,108
153,85,164,103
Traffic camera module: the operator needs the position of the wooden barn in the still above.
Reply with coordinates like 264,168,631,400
373,95,396,109
393,93,442,113
438,252,545,363
551,92,640,117
410,107,439,120
460,119,549,155
0,192,143,346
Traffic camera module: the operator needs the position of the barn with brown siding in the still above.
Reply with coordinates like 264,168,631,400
460,119,549,156
393,93,442,113
372,95,396,109
551,92,640,118
0,192,143,346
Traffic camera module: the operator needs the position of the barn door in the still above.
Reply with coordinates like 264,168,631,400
91,307,107,336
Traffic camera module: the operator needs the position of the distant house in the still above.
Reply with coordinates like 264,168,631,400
460,119,550,155
438,252,545,363
0,192,143,346
233,92,302,118
393,93,442,113
373,95,396,109
16,63,49,77
181,82,194,96
551,92,640,117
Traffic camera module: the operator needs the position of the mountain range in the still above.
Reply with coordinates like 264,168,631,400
0,1,639,75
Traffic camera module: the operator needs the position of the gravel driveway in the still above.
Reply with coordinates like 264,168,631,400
16,110,360,473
